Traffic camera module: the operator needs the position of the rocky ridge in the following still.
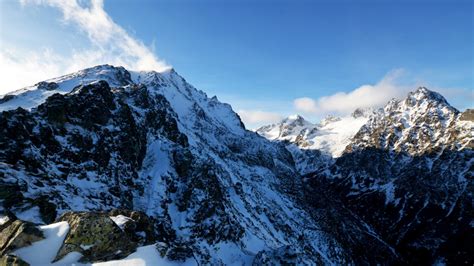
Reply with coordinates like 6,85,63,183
258,87,473,264
0,65,472,265
0,65,359,265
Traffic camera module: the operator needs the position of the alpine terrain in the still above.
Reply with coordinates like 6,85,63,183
0,65,472,265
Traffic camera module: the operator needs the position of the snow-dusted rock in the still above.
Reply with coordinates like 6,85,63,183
0,216,44,257
257,112,371,174
0,65,346,265
1,65,471,265
310,87,473,265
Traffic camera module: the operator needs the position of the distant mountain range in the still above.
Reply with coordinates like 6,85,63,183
0,65,472,265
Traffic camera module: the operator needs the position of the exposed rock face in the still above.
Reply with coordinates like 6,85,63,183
0,210,174,265
108,209,174,245
257,112,371,174
0,65,349,264
257,87,473,264
0,80,186,219
0,254,29,266
0,65,471,264
0,95,15,104
0,215,43,257
345,87,464,154
351,107,374,119
36,81,59,91
309,88,473,265
256,115,315,142
54,211,137,262
155,241,194,262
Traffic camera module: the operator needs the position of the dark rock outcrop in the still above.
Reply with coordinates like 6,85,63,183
307,88,474,265
2,66,471,264
54,211,137,263
0,254,29,266
0,215,44,256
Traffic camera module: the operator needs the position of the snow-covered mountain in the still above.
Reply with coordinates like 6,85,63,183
257,109,374,158
257,87,473,264
347,87,472,154
256,115,315,143
311,88,473,264
256,108,373,174
0,66,472,265
0,65,360,265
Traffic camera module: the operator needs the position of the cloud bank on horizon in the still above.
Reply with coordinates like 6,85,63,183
237,110,284,127
239,69,473,129
294,69,411,115
0,0,169,94
239,70,412,129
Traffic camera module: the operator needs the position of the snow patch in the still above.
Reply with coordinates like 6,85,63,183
110,215,133,230
13,221,81,265
94,245,197,266
15,206,43,224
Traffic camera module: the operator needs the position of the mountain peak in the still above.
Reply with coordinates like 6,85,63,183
406,86,450,106
287,114,304,120
381,87,455,115
352,86,465,156
283,114,310,125
256,114,314,141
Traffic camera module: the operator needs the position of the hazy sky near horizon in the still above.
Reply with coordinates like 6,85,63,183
0,0,472,128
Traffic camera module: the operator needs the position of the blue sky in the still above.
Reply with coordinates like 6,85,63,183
1,0,472,128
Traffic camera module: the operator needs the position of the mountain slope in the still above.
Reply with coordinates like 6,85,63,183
256,111,372,158
256,87,473,264
1,66,471,265
0,65,351,264
346,87,472,154
257,109,372,174
310,88,473,264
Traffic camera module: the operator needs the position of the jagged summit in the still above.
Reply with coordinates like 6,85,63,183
349,86,469,155
383,86,456,114
408,87,452,107
286,114,306,121
281,114,312,127
257,109,372,160
312,87,472,264
257,86,471,172
0,65,184,110
1,65,132,111
409,86,448,102
256,114,315,141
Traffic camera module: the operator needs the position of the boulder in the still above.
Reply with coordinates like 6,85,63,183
107,209,173,245
36,81,59,91
0,216,44,256
0,254,29,266
54,211,137,263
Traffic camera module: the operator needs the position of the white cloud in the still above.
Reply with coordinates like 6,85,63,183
293,97,318,113
237,109,283,129
0,0,169,94
293,69,412,116
0,48,63,94
20,0,170,71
